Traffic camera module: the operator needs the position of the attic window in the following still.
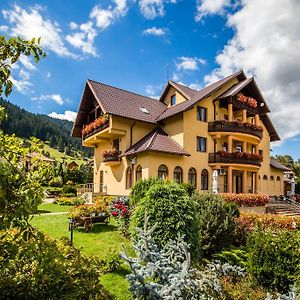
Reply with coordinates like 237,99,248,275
139,107,149,114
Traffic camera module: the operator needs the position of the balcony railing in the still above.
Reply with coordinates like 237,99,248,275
209,152,262,166
102,150,122,163
208,121,263,139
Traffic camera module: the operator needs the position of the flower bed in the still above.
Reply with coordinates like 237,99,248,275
70,198,108,218
220,193,270,207
102,148,119,161
82,114,109,137
237,212,300,231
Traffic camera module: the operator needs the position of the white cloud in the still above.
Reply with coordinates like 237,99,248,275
143,26,167,36
195,0,232,21
188,82,202,90
48,111,77,122
19,55,36,70
66,21,98,56
32,94,66,105
90,0,128,30
11,75,32,93
204,0,300,142
139,0,176,19
0,25,8,31
46,72,51,78
2,5,77,58
176,56,206,71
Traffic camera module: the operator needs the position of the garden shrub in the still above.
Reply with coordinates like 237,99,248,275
247,229,300,293
110,196,130,237
214,248,249,268
61,192,76,197
70,199,109,218
62,184,77,195
48,176,63,187
220,193,270,207
94,195,115,204
130,181,199,256
193,191,238,258
54,196,85,206
129,177,162,206
179,182,196,196
100,249,122,273
0,228,111,299
46,186,63,196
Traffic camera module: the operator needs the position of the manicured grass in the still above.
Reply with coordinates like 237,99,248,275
30,210,132,299
36,203,72,213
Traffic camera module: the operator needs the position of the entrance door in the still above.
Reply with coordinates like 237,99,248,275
99,171,103,193
234,172,243,194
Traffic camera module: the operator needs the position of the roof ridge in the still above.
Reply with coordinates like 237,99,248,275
87,79,165,104
169,80,198,92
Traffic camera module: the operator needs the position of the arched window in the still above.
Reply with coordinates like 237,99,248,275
270,175,274,181
126,167,132,189
276,176,281,181
136,165,142,182
263,175,268,180
158,164,168,180
188,168,197,188
173,166,183,183
201,169,209,190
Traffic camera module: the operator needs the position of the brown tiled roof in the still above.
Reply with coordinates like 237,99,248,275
156,70,246,121
270,159,291,171
121,127,190,157
87,80,167,124
219,78,253,98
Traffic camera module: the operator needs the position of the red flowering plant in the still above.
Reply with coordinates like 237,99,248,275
247,97,257,108
109,196,130,237
82,114,109,137
220,193,270,207
237,93,248,104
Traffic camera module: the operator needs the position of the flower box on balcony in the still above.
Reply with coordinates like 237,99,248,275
82,114,109,138
102,148,121,162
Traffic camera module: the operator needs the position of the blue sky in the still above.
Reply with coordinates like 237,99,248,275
0,0,299,159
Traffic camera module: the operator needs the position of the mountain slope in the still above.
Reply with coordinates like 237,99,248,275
0,98,91,157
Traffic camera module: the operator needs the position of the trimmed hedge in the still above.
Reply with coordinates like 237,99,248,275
220,193,270,207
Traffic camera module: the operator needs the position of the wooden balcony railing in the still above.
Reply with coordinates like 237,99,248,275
209,152,262,166
103,151,122,163
77,183,106,195
208,121,263,139
82,123,109,140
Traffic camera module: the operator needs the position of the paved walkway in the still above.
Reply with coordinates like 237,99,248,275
34,211,69,216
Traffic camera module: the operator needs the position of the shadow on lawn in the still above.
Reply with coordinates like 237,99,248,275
76,223,117,234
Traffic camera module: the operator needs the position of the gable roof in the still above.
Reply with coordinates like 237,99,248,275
159,80,197,102
156,70,246,121
72,70,280,142
121,127,190,157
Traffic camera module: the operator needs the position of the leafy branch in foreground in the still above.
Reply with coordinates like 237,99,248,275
0,35,46,97
120,213,245,300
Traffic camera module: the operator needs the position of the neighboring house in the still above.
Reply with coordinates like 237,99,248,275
72,70,285,196
26,152,56,170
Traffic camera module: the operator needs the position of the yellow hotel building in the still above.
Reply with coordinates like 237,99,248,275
72,70,286,196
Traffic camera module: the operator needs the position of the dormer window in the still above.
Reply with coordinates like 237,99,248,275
171,94,176,106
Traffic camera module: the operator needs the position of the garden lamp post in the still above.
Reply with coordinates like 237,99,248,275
68,218,75,245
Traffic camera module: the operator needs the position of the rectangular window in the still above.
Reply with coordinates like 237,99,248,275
197,137,207,152
197,106,207,122
236,145,242,152
113,139,120,151
171,94,176,106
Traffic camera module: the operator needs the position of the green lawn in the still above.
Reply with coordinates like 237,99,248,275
31,204,132,300
36,203,72,213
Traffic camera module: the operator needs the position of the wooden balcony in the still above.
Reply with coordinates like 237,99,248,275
103,151,122,165
82,123,109,140
208,121,263,139
209,152,262,167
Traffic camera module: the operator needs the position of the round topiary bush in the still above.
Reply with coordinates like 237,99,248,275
130,181,199,256
192,191,238,258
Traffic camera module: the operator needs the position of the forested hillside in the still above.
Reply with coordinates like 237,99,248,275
0,98,91,157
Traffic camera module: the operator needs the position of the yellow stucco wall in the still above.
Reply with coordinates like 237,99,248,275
163,86,188,107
